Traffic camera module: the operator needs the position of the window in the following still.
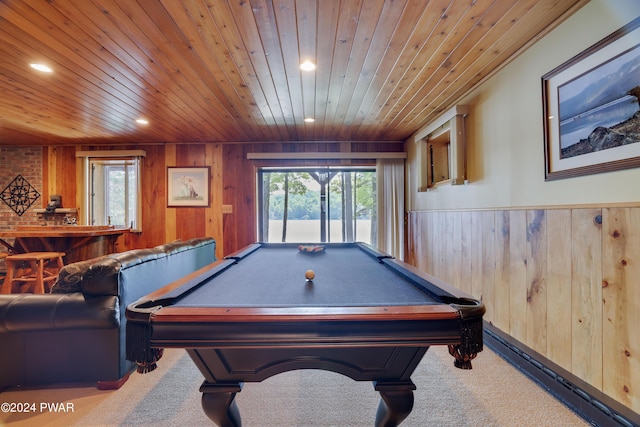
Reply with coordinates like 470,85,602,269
417,105,468,191
426,126,451,186
77,150,145,231
258,168,377,244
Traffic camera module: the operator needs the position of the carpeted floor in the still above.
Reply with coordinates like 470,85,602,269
0,346,588,426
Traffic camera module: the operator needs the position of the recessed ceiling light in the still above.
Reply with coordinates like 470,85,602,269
299,60,316,72
30,63,52,73
135,118,149,125
304,117,315,123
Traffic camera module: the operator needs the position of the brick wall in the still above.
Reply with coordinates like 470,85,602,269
0,146,44,249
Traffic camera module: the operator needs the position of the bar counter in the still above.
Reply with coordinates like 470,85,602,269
0,225,129,263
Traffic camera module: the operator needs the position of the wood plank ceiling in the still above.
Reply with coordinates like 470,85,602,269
0,0,586,146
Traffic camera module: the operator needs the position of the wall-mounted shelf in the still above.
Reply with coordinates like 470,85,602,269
33,208,78,225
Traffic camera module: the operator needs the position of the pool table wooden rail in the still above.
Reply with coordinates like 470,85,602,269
140,304,463,323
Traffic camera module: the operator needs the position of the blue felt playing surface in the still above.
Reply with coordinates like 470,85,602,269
175,245,440,307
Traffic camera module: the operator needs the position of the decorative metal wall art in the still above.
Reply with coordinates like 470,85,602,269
0,175,41,216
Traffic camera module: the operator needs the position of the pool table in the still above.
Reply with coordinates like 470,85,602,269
126,242,485,427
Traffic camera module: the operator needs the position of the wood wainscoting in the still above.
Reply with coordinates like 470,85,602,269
406,206,639,415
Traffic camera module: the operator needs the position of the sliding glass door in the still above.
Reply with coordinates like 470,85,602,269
258,168,376,244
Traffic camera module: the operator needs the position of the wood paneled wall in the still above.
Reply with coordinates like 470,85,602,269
42,142,395,257
406,207,639,413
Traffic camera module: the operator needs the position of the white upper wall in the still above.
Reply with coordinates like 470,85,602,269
406,0,640,211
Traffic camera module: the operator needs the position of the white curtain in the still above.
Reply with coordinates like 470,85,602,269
377,158,405,260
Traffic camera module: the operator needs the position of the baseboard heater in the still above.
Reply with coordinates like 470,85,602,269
483,324,639,427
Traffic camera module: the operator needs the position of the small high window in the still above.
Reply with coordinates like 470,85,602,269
418,105,468,191
426,126,451,186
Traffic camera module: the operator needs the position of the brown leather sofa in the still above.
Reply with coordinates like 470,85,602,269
0,237,216,390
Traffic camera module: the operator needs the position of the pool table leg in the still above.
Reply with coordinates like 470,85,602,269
374,381,416,427
200,382,243,427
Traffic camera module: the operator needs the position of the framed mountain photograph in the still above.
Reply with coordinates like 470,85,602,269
543,17,640,180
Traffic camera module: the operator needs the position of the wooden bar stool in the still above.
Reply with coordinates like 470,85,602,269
1,252,65,294
0,252,7,292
